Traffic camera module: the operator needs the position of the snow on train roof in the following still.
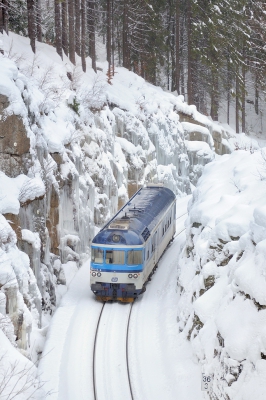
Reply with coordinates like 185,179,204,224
92,185,176,245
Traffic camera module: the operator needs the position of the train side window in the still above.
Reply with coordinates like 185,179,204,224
147,250,149,260
106,250,113,264
91,248,104,263
128,250,142,265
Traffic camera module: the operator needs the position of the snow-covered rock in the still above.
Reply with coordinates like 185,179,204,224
0,29,233,389
177,148,266,399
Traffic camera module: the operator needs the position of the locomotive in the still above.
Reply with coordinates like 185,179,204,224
90,184,176,302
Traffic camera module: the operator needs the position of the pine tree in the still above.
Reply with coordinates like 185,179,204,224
62,0,68,56
68,0,75,64
27,0,36,53
55,0,63,58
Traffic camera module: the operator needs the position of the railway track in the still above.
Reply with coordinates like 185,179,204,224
92,212,187,400
93,302,134,400
176,211,187,220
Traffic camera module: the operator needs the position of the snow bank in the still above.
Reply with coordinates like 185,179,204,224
177,148,266,399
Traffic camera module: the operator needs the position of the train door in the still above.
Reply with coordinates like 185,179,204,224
153,231,158,265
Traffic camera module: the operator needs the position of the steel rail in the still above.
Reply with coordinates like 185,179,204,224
175,211,187,220
92,303,105,400
126,302,135,400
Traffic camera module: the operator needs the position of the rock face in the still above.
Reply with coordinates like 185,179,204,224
0,94,31,177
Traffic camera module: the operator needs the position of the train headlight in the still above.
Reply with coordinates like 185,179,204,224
128,274,132,278
92,271,96,277
133,273,138,279
97,272,101,277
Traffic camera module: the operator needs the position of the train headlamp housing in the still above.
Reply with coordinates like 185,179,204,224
97,272,101,277
112,234,120,242
133,273,138,279
128,274,133,278
91,271,96,277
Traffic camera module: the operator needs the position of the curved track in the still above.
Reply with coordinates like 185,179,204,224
93,302,134,400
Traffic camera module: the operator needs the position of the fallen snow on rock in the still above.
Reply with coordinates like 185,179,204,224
177,148,266,399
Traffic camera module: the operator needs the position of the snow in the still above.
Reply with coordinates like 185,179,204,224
0,25,264,400
0,330,45,399
177,147,266,399
22,229,41,249
185,140,211,152
0,172,45,214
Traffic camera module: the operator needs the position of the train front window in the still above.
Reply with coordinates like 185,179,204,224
127,250,142,265
106,250,125,264
91,248,103,263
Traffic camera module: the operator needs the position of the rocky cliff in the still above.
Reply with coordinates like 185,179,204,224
0,32,233,365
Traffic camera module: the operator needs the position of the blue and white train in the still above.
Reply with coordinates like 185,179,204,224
90,184,176,302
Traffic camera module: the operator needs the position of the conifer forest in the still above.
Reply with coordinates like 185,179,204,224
1,0,266,132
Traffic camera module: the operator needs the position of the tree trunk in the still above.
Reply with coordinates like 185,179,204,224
241,58,246,133
255,72,259,115
210,70,219,121
166,3,171,91
106,0,111,65
2,0,8,33
0,1,3,34
123,1,129,69
81,0,86,72
187,0,192,104
55,0,63,58
75,0,80,56
68,0,75,64
117,19,121,66
27,0,36,53
36,0,42,41
227,55,230,125
62,0,68,56
87,0,96,72
235,69,240,133
111,0,114,75
175,0,180,93
171,20,176,92
180,21,185,96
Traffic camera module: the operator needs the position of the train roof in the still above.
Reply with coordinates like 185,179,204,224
92,185,176,246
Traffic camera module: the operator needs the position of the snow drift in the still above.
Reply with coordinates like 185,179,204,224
178,148,266,399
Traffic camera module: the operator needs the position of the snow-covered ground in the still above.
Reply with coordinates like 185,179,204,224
39,196,203,400
178,149,266,399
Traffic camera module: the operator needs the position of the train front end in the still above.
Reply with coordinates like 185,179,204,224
90,224,144,302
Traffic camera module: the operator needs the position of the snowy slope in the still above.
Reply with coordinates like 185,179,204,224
177,148,266,399
0,29,218,397
0,29,261,399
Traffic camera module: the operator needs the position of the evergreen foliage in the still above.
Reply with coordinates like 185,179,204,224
1,0,266,130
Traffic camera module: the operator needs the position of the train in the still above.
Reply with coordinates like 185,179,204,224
90,184,176,302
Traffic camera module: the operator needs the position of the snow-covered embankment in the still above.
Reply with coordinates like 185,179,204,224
177,149,266,399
